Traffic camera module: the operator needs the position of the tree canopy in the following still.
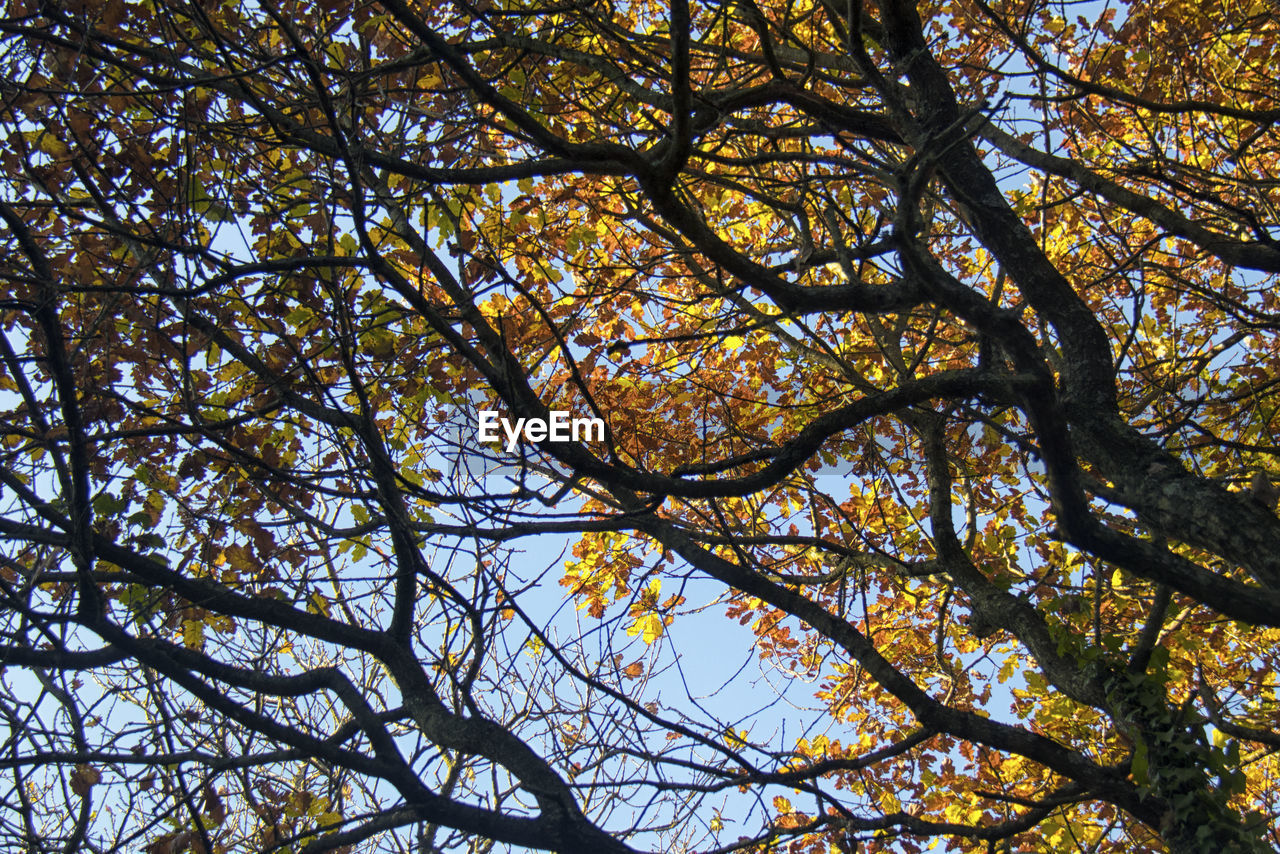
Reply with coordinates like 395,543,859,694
1,0,1279,851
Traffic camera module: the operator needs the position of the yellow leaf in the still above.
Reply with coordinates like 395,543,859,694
307,593,331,618
626,613,664,645
38,135,68,158
182,619,204,649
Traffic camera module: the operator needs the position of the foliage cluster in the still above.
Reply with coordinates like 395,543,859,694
1,0,1279,851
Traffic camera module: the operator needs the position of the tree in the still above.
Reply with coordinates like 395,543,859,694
0,0,1278,850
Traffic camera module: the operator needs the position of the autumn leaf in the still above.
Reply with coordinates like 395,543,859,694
204,783,226,826
2,0,1279,851
69,764,100,798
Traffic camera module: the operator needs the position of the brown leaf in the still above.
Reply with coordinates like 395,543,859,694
621,660,644,680
99,0,126,29
204,783,226,825
69,764,101,798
